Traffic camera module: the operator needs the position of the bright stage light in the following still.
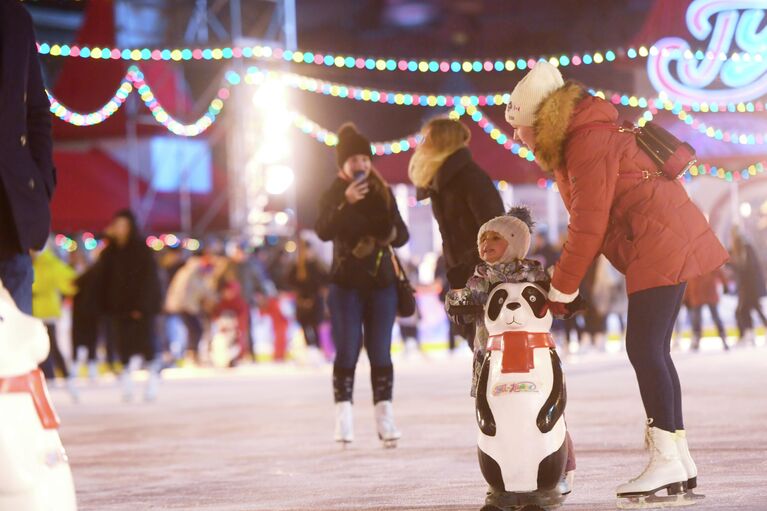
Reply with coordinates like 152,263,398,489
265,165,294,195
253,79,287,111
740,202,753,218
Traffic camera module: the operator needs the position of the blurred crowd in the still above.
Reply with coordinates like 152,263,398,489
32,209,767,401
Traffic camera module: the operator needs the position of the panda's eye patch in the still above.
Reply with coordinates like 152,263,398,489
487,289,508,321
522,286,548,318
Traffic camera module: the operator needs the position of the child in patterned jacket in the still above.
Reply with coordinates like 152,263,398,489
445,206,549,396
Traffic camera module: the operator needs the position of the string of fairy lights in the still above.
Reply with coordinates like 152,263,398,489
43,49,767,182
37,40,767,73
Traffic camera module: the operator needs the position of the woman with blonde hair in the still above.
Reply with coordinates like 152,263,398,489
409,117,503,344
315,123,409,447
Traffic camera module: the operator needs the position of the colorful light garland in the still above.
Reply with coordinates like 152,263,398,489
54,232,202,252
46,64,767,180
48,76,133,126
128,67,228,136
39,39,767,74
291,112,422,156
37,41,626,73
637,105,767,145
47,65,230,136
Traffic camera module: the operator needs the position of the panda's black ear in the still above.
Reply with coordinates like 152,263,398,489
487,288,508,321
522,285,548,318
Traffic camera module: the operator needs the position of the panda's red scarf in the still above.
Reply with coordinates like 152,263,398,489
0,369,60,429
487,332,555,373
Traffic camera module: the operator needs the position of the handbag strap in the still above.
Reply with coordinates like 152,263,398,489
567,122,660,180
388,246,407,282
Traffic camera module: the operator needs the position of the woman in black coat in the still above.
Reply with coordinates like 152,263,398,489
315,124,409,446
99,209,163,401
409,117,504,344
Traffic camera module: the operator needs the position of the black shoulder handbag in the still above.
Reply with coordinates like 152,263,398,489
569,120,697,180
389,246,417,317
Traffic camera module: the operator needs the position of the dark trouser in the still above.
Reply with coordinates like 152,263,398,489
41,323,70,379
180,312,203,355
329,283,397,403
111,315,155,365
735,296,767,337
72,312,99,361
0,253,33,314
688,303,728,349
300,321,320,347
625,284,686,433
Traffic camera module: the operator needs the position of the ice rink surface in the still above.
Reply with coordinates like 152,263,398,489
52,345,767,511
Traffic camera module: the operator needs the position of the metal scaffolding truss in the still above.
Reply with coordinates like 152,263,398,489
111,0,297,235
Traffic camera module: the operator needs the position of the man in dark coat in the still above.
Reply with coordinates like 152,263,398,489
0,0,55,313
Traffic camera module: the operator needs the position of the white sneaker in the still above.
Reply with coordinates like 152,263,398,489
616,425,688,497
374,401,401,448
675,430,697,491
334,401,353,443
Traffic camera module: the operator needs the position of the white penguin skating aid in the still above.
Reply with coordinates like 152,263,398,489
476,282,569,511
616,425,704,509
0,282,77,511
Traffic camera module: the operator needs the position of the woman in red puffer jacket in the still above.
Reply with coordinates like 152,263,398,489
506,62,728,504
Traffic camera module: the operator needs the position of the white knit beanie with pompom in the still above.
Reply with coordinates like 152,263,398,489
477,206,535,263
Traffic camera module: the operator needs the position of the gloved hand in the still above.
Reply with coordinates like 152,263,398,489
546,276,587,320
546,295,588,320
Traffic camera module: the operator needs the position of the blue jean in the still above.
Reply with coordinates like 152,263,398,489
329,283,398,369
0,253,33,314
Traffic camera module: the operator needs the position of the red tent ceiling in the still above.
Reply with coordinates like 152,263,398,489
51,149,228,234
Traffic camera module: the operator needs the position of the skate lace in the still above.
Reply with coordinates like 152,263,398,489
628,427,658,483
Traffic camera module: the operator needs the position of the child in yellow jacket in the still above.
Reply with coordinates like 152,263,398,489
32,248,79,402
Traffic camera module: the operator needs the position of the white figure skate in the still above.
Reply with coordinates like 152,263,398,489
676,430,704,501
375,400,401,449
616,426,698,509
334,401,353,445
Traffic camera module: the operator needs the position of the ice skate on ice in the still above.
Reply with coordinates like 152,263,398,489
144,359,162,402
374,400,401,448
675,430,704,501
616,425,697,509
334,401,353,445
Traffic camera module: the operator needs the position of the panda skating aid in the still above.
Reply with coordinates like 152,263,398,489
475,282,570,511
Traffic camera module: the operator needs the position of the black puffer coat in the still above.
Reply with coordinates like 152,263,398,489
417,148,504,289
315,177,409,290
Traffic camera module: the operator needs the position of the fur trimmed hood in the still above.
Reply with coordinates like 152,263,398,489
532,81,616,173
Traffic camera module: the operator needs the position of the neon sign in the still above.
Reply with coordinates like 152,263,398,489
648,0,767,104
